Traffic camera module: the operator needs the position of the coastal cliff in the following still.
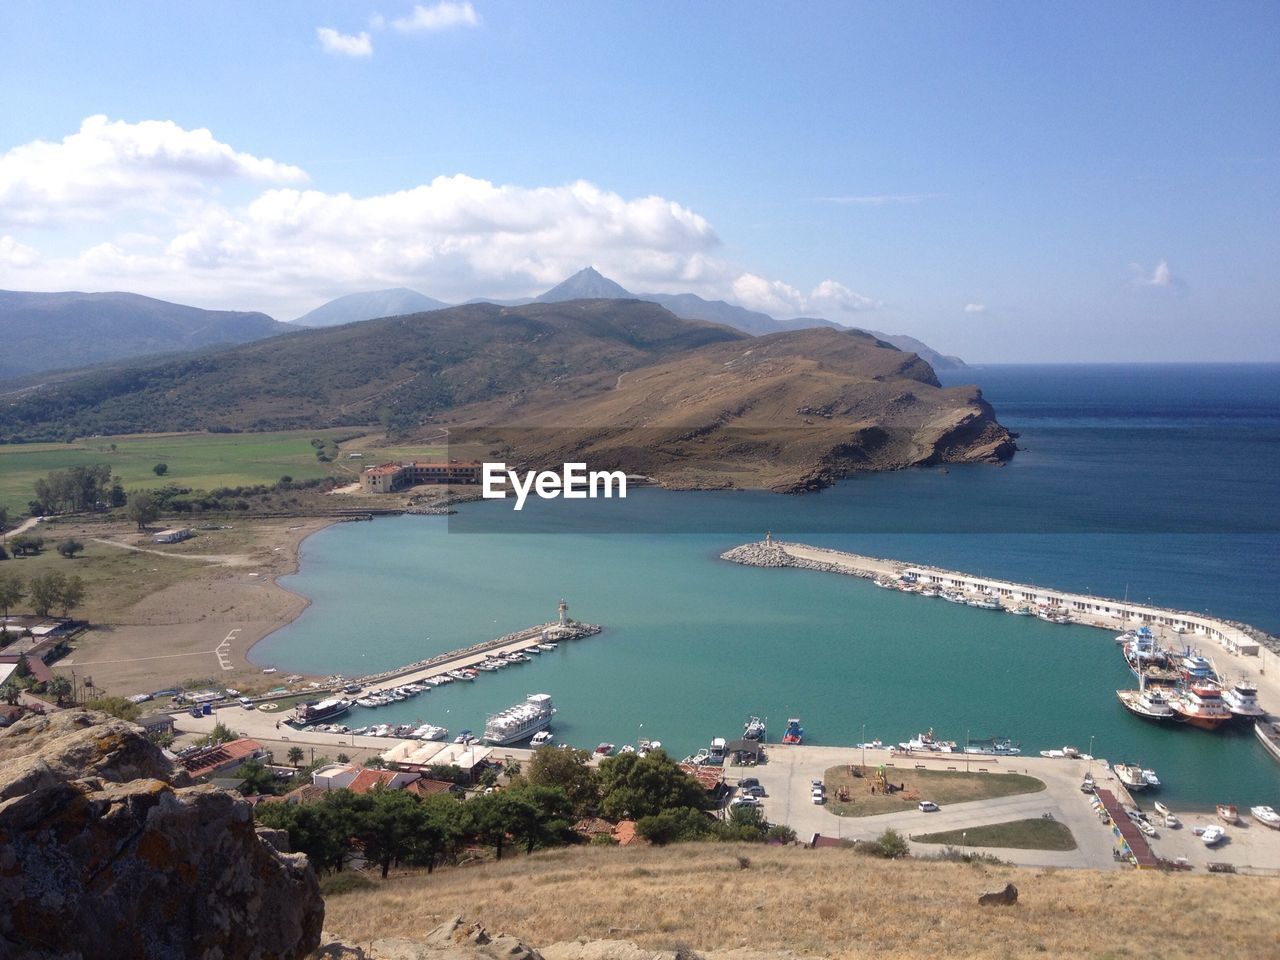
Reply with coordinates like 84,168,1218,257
0,711,324,960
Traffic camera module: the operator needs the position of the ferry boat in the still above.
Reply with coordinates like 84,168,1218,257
1170,685,1233,731
1254,719,1280,764
482,693,556,745
782,718,804,744
743,716,767,741
1250,805,1280,830
1220,680,1266,721
292,698,351,726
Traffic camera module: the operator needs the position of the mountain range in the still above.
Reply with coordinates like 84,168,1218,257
0,290,289,379
288,267,967,369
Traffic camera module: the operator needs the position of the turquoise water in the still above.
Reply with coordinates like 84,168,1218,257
254,363,1280,808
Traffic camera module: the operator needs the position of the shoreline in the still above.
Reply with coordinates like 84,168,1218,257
240,517,337,672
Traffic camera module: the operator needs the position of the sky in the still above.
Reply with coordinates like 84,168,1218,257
1,1,1277,361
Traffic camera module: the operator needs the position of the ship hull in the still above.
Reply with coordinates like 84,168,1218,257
1173,712,1231,731
483,714,552,746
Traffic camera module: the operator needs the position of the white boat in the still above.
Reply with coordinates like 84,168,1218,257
1113,763,1148,791
537,642,558,652
966,595,1003,610
447,669,476,681
1221,681,1266,720
1153,800,1171,817
530,730,554,747
1250,805,1280,830
1201,825,1227,846
483,693,556,745
1039,746,1081,759
1142,768,1161,788
619,744,637,754
412,723,448,741
356,697,380,708
1137,819,1158,838
1164,813,1181,829
919,585,941,598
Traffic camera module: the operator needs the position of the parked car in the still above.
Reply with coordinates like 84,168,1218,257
918,800,940,812
739,777,760,790
740,785,767,798
238,697,254,709
730,795,762,808
811,788,826,805
811,779,824,789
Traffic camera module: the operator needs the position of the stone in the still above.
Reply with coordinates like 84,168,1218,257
0,710,324,959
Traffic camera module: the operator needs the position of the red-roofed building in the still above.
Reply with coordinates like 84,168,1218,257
180,738,269,780
404,777,458,797
346,767,419,794
360,460,483,494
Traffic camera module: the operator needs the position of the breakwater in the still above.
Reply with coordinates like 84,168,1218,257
722,538,1276,662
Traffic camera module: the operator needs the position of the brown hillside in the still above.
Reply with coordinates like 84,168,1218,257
448,327,1014,491
321,842,1280,960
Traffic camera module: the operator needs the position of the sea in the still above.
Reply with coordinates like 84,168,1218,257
253,363,1280,807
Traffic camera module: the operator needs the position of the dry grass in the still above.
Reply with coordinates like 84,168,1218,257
824,765,1045,817
321,843,1280,960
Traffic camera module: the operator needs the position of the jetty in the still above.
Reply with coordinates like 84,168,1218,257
722,537,1276,663
350,598,601,690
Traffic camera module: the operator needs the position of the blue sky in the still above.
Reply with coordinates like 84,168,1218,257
1,1,1276,361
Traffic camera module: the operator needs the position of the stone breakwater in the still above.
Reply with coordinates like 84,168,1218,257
720,540,875,580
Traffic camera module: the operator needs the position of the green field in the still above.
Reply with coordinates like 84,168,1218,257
912,817,1078,851
823,764,1045,818
0,429,366,516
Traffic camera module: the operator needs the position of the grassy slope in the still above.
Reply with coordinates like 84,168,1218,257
913,818,1078,851
0,429,357,515
322,843,1280,960
824,765,1045,818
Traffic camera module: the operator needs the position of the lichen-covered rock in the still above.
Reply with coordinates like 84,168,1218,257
0,710,324,960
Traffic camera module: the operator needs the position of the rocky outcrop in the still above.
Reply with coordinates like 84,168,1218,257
0,710,324,960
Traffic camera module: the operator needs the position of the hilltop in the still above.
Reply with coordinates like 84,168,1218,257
449,325,1009,491
0,289,289,378
291,287,451,327
321,842,1280,960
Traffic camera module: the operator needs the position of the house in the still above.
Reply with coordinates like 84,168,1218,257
359,460,483,493
180,738,269,779
152,528,192,544
310,763,418,793
380,739,493,782
404,777,458,798
136,713,176,738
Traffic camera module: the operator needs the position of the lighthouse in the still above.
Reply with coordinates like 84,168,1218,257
558,598,568,627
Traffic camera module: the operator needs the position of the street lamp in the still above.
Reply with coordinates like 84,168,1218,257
861,723,866,771
1087,735,1095,775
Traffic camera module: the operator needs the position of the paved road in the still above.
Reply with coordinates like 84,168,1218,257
731,744,1123,869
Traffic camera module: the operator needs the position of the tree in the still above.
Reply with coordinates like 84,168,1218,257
0,506,8,542
0,571,23,620
597,749,708,820
126,490,159,531
463,793,513,861
499,785,575,854
1,682,19,705
525,745,598,814
10,534,43,557
153,463,169,476
358,788,429,878
236,760,279,796
56,539,85,558
47,675,73,705
714,803,769,841
636,806,713,846
287,746,305,767
58,576,85,616
14,654,31,679
28,571,67,617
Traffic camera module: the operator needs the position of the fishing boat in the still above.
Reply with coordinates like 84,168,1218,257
1250,805,1280,830
942,590,967,603
1217,803,1239,825
1116,686,1177,722
453,729,474,744
707,737,727,764
1220,681,1266,720
1201,825,1227,846
965,735,1021,756
482,693,557,745
743,716,767,741
1180,653,1216,682
1255,719,1280,764
530,730,554,747
1142,768,1161,788
1154,800,1171,817
594,742,615,757
966,594,1003,610
536,642,558,652
1039,745,1081,759
1170,685,1233,731
1164,813,1181,829
447,669,477,682
782,718,804,744
1137,819,1158,838
1113,763,1148,791
619,744,636,754
636,738,661,756
919,585,941,598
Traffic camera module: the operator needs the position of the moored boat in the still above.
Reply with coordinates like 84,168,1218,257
1113,763,1148,791
1154,800,1171,817
1170,685,1233,731
292,697,351,726
483,693,556,745
782,718,804,744
1142,768,1161,788
1220,680,1266,720
1217,803,1239,824
1250,805,1280,830
530,730,554,747
594,742,615,757
1255,719,1280,764
743,716,767,741
1116,686,1177,722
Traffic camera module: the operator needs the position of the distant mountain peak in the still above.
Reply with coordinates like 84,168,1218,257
291,288,450,327
536,267,634,302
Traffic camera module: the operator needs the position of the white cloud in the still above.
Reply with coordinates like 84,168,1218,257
0,115,306,227
0,234,40,267
393,1,480,32
317,27,373,57
1129,259,1185,292
0,117,886,324
964,303,986,314
732,274,879,321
